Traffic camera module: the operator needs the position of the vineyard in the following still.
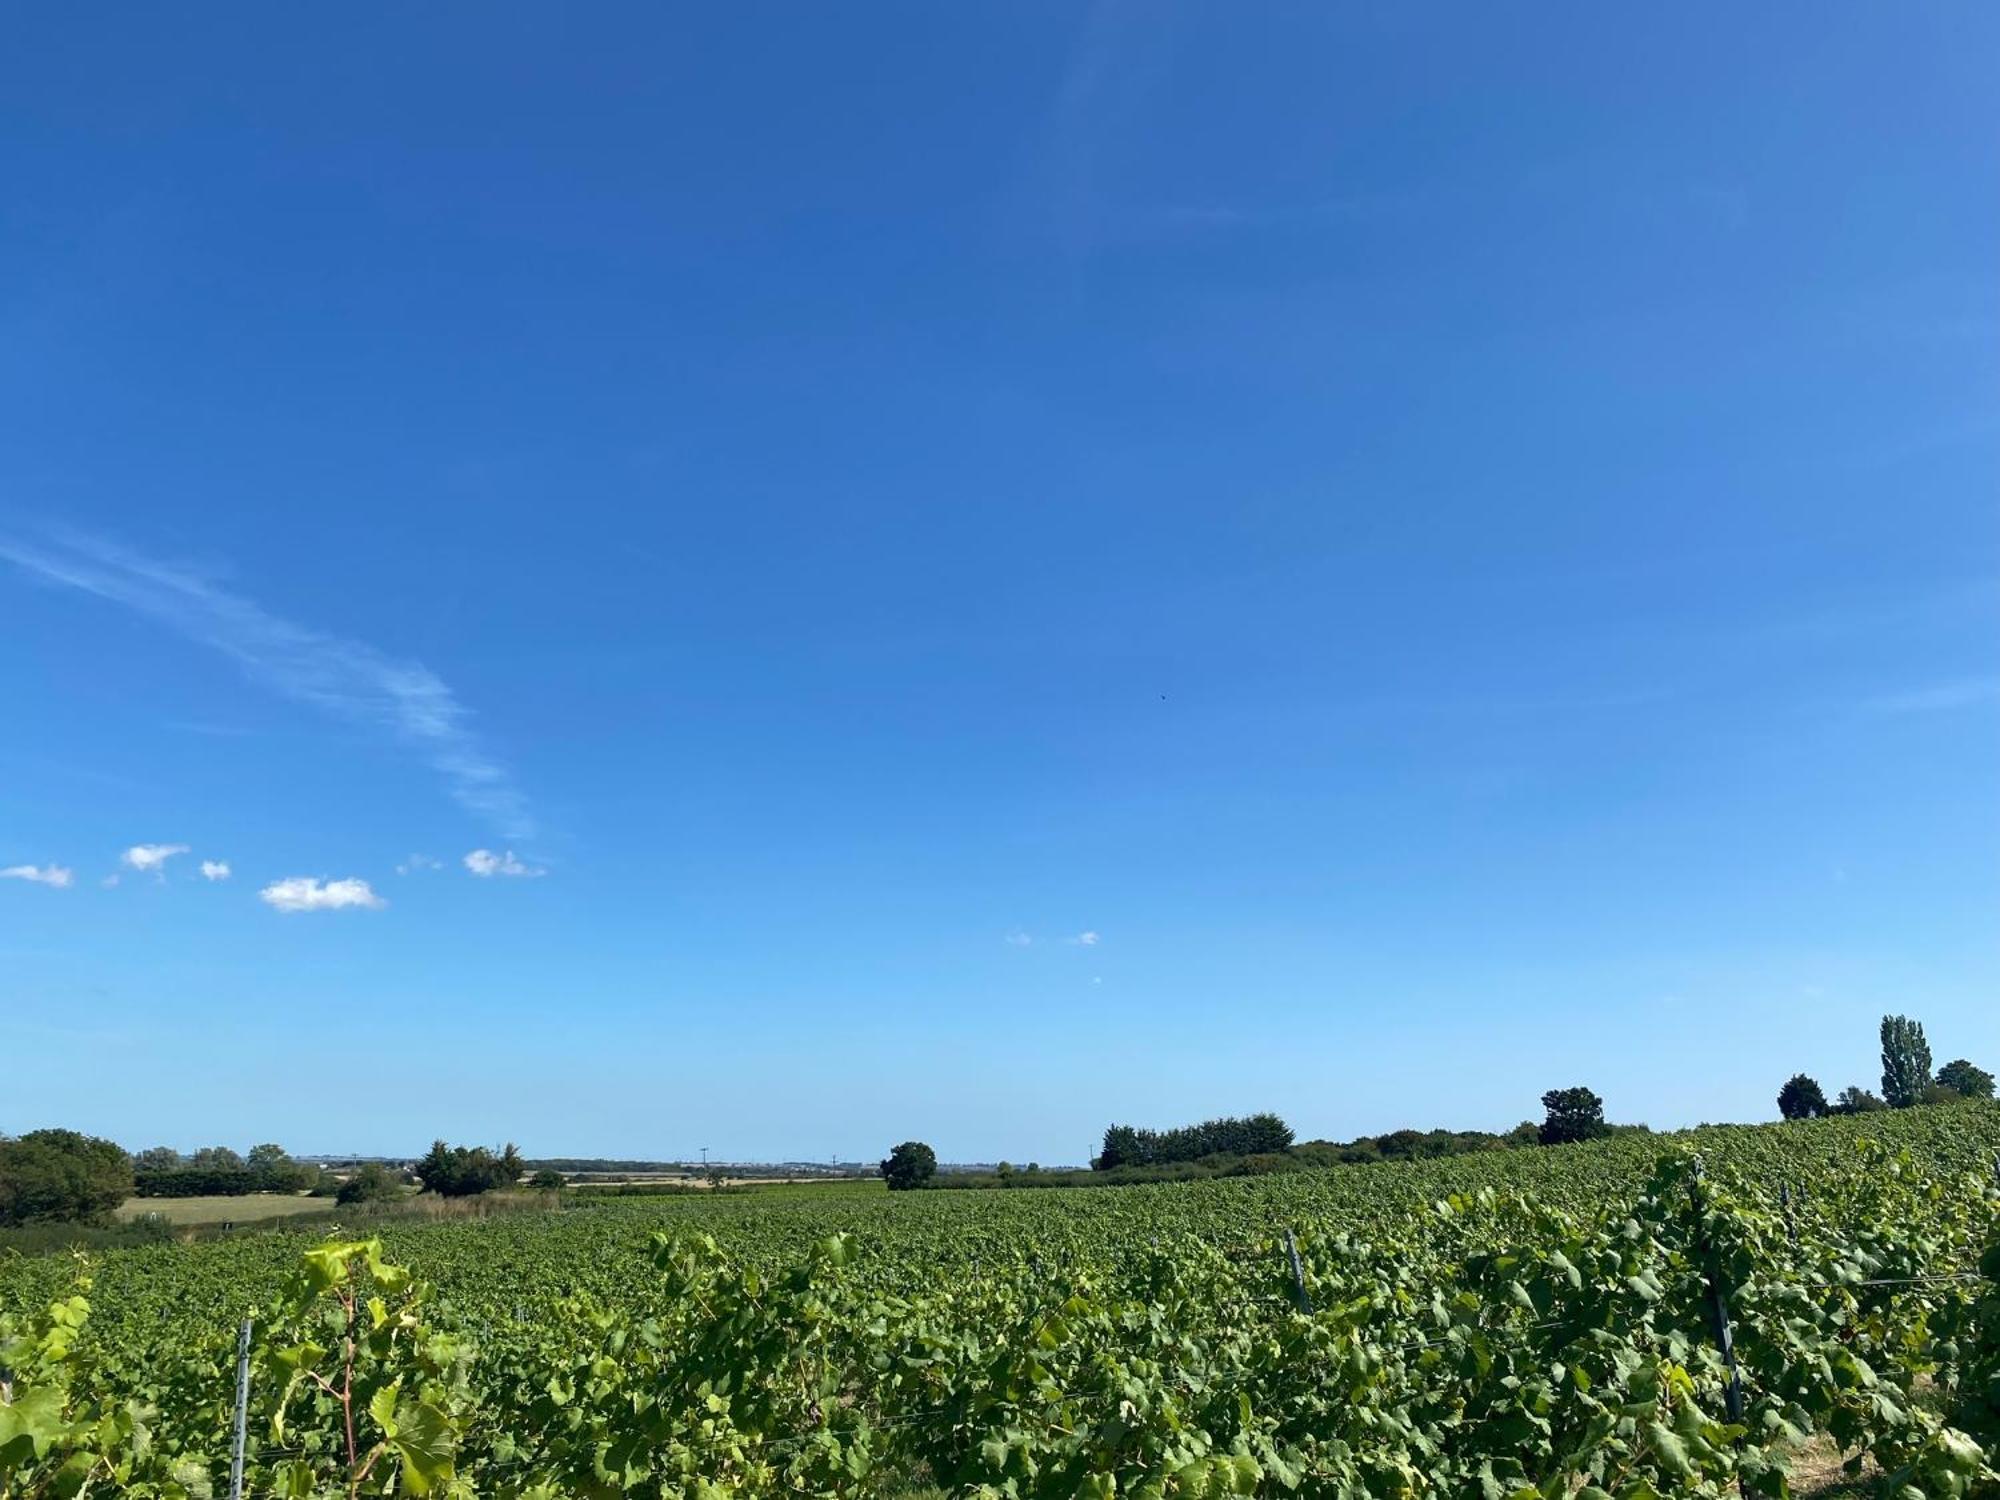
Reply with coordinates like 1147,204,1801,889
6,1105,2000,1498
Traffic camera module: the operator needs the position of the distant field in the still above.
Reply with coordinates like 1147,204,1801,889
117,1192,326,1225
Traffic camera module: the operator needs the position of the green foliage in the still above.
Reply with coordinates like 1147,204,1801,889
336,1163,404,1206
1538,1085,1610,1144
134,1143,322,1198
1777,1072,1828,1120
879,1140,937,1191
0,1129,134,1227
4,1106,2000,1498
525,1169,565,1191
1881,1013,1935,1108
1834,1084,1887,1114
1092,1113,1294,1170
1939,1058,1997,1101
413,1140,524,1197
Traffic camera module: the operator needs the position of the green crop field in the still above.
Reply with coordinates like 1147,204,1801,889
6,1104,2000,1497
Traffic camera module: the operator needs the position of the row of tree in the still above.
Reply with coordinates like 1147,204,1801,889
132,1142,326,1197
1777,1016,1993,1120
1091,1113,1297,1171
1,1132,545,1227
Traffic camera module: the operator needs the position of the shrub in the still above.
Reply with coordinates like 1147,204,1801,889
335,1163,402,1206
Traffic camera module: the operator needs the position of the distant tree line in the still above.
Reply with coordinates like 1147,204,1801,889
131,1143,328,1198
1092,1113,1295,1171
1776,1016,1992,1120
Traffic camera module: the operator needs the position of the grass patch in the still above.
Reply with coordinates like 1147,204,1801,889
117,1193,328,1226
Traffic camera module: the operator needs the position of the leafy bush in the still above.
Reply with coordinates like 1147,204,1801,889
335,1163,403,1206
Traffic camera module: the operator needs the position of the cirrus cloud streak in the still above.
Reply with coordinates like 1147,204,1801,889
0,529,534,838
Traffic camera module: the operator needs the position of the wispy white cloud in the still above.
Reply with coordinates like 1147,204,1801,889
258,876,385,913
0,529,534,837
1070,930,1101,946
122,842,189,874
464,847,545,878
396,854,444,875
1862,676,2000,714
1004,930,1034,947
199,860,231,881
1,863,73,888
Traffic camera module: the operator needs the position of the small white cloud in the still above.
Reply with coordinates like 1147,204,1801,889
200,860,231,882
1,863,73,888
1004,930,1034,947
1071,930,1101,946
396,854,444,875
122,842,190,873
463,848,545,878
259,876,386,913
101,874,121,888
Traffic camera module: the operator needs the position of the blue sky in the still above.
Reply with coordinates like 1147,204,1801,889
3,5,1995,1165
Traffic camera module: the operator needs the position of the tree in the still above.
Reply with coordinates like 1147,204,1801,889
1093,1125,1146,1172
334,1163,401,1206
1834,1085,1886,1115
1880,1014,1933,1108
246,1143,290,1172
1935,1059,1996,1100
0,1129,135,1226
1777,1074,1829,1120
879,1141,937,1191
133,1146,181,1174
415,1140,526,1197
1538,1087,1608,1146
527,1169,565,1191
189,1145,244,1171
